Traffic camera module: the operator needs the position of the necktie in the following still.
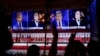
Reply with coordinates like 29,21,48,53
19,22,22,27
59,21,61,27
18,22,22,29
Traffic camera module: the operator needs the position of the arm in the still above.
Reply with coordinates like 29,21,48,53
69,28,78,42
64,30,77,56
69,32,76,42
48,24,58,56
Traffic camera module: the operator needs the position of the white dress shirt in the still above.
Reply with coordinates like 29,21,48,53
76,20,80,26
35,20,39,27
18,21,22,27
57,20,62,27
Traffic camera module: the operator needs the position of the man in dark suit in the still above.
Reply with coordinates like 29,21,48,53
12,12,27,30
52,11,68,29
29,12,44,28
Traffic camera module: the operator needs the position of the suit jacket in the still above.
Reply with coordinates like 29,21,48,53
12,21,27,30
69,20,87,26
52,19,68,27
29,21,44,27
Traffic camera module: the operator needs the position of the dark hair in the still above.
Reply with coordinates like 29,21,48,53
27,45,40,56
74,10,85,20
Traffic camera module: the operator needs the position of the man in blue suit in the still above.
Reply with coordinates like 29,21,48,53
52,11,68,29
12,12,27,30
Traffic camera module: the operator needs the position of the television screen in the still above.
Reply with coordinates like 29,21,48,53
50,9,90,30
12,11,45,30
12,11,28,30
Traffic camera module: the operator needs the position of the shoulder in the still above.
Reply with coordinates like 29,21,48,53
69,20,76,25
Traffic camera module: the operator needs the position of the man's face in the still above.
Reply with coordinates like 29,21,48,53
56,13,62,21
16,13,22,22
34,13,39,21
75,11,81,20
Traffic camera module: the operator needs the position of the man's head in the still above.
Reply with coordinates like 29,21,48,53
34,12,39,21
55,11,62,21
27,45,40,56
75,10,81,20
16,12,23,22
